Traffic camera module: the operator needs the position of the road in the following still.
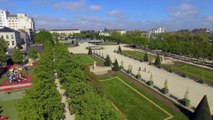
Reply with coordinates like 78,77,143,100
69,42,213,114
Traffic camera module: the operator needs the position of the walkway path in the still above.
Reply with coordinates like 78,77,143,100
54,72,75,120
68,42,213,114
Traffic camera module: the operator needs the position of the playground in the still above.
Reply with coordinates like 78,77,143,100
0,63,36,92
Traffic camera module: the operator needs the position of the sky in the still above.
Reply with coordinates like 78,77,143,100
0,0,213,31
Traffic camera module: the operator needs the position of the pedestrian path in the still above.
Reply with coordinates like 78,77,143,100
54,73,75,120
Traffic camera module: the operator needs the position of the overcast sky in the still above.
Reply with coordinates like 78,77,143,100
0,0,213,31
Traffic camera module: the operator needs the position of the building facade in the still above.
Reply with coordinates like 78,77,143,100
0,10,35,42
49,29,81,36
0,9,9,28
0,27,21,49
148,27,165,34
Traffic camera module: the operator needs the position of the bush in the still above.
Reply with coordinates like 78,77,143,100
118,45,122,53
136,74,141,79
143,52,148,62
147,80,154,86
161,88,169,94
154,54,161,68
112,59,120,71
181,98,190,106
12,49,23,64
88,48,92,55
28,48,38,60
104,55,111,66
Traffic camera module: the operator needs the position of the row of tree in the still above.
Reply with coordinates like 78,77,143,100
17,41,64,119
55,43,119,119
149,32,213,60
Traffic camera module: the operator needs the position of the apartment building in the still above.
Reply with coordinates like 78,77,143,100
0,9,35,42
148,27,165,34
0,9,9,28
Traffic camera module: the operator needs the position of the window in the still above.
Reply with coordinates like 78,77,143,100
1,35,3,39
12,41,14,45
11,35,14,39
6,35,9,39
7,41,10,46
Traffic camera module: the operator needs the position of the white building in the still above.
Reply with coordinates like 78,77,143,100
0,10,35,42
148,27,165,34
0,9,9,28
7,14,35,42
0,27,21,49
99,28,126,36
49,29,81,36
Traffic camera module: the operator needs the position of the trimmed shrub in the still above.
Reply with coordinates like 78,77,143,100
112,59,120,71
104,55,111,66
161,79,169,94
118,45,122,53
88,48,92,55
154,54,161,68
143,52,149,62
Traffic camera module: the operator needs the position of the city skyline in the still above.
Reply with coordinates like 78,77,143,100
0,0,213,31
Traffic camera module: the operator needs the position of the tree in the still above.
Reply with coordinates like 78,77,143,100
147,73,154,86
118,45,122,53
143,52,149,62
0,47,7,66
35,30,53,44
181,88,190,106
104,55,111,66
154,54,161,68
193,95,211,120
161,79,169,94
88,48,92,55
0,38,7,50
112,59,120,71
12,49,23,64
28,48,38,60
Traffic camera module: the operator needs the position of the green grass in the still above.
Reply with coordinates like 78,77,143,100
64,44,76,48
122,50,156,62
0,90,25,120
0,71,8,84
161,62,213,83
72,54,95,65
98,72,188,120
102,77,168,120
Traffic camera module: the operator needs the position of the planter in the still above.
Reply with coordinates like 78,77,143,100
161,88,169,94
181,98,190,106
147,80,154,86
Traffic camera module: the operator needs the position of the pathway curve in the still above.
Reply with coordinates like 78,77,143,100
69,42,213,114
54,72,75,120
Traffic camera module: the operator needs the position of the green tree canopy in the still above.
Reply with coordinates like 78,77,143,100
12,49,23,64
28,48,38,60
35,30,53,44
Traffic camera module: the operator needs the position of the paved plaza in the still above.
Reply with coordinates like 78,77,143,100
69,42,213,114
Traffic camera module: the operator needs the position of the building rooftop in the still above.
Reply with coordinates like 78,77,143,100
0,27,17,32
50,29,79,31
8,14,17,17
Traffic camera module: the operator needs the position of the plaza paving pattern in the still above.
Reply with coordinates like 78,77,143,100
68,42,213,114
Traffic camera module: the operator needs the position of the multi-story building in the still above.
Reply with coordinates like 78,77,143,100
49,29,81,36
7,13,35,42
99,28,126,36
148,27,165,35
0,9,9,28
0,27,21,49
0,10,35,42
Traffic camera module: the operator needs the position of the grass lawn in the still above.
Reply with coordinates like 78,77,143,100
64,44,77,48
97,72,188,120
0,90,25,120
122,50,156,62
161,62,213,83
101,77,169,120
72,54,95,66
